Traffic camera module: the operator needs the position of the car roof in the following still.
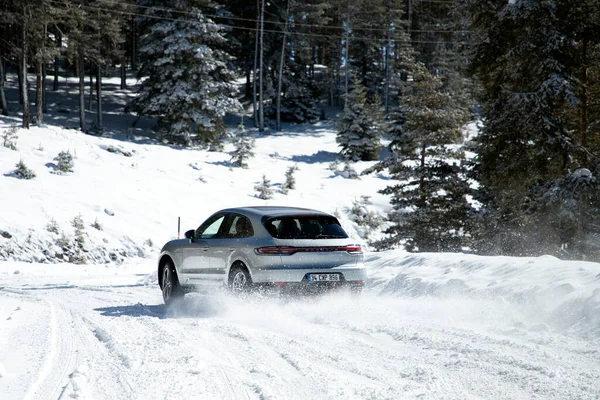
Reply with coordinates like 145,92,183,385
219,206,332,219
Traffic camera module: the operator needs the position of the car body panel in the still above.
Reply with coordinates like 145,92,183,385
158,206,366,292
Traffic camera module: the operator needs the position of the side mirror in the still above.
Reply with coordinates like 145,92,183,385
184,229,195,240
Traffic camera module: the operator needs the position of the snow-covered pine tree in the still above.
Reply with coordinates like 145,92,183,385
230,123,255,168
2,124,18,150
254,175,274,200
336,79,384,161
53,151,74,174
522,168,600,260
466,0,596,256
272,62,321,124
13,160,36,180
370,63,472,252
132,0,241,147
281,165,298,194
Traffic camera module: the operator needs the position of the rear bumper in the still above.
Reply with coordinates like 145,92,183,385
254,279,364,295
249,264,366,284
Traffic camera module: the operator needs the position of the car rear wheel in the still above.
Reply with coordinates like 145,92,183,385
162,261,184,305
229,265,252,293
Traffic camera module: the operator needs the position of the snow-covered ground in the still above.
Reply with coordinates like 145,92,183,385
1,75,599,399
1,254,599,399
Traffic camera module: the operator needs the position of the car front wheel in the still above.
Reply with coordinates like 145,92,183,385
162,261,184,305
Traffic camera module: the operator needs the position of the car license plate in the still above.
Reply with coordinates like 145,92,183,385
307,273,340,282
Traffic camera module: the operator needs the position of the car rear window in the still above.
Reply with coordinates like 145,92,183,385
263,215,349,239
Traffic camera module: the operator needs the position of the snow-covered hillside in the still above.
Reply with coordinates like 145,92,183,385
0,87,389,264
1,77,599,399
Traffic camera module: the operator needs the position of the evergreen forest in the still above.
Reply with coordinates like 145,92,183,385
2,0,600,260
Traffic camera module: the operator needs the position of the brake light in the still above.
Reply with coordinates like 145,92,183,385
255,247,298,255
255,245,362,255
344,245,362,254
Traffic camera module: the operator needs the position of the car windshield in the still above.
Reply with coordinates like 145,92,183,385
263,215,348,239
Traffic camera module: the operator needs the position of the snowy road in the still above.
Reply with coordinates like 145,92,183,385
1,258,599,400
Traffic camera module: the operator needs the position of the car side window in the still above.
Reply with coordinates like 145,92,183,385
196,215,226,239
226,214,254,238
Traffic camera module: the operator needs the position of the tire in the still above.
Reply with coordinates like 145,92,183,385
162,261,185,306
228,264,252,293
349,285,363,297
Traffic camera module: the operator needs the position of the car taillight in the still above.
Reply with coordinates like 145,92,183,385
344,245,362,254
255,247,298,255
256,245,362,255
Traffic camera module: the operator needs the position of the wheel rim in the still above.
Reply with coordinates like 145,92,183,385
162,266,173,302
231,271,247,292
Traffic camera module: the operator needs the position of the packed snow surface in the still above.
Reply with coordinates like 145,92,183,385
0,76,599,399
1,254,599,400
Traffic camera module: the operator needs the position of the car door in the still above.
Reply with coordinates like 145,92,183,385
204,213,254,282
181,213,226,284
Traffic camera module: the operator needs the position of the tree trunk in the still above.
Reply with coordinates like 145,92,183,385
131,16,137,71
310,45,316,80
245,69,251,97
580,37,589,162
88,61,94,111
0,58,8,115
258,0,265,132
21,6,30,129
97,63,103,128
18,57,24,105
78,48,86,131
276,37,286,131
276,0,289,132
253,0,260,128
384,28,391,115
408,0,413,34
53,31,61,91
419,143,427,205
344,13,350,106
36,61,43,125
53,56,59,91
252,38,258,127
120,56,126,89
42,62,47,113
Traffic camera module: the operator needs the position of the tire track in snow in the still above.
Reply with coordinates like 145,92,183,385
22,299,58,400
3,282,599,400
22,298,77,400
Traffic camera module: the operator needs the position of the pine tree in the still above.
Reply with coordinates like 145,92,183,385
13,160,35,179
2,124,18,150
336,79,384,161
230,123,255,168
54,150,74,174
346,0,405,97
522,168,600,260
131,0,241,147
466,0,600,256
254,174,273,200
370,63,472,252
272,69,322,124
281,165,298,194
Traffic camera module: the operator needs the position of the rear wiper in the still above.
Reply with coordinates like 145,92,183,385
314,234,342,239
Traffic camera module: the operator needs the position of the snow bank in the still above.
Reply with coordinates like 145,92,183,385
367,251,600,339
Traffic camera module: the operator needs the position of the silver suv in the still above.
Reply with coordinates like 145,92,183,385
158,206,366,304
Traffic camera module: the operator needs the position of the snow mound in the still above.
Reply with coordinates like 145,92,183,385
367,251,600,339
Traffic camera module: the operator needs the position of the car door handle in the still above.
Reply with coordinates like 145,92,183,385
228,247,235,252
202,247,209,251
